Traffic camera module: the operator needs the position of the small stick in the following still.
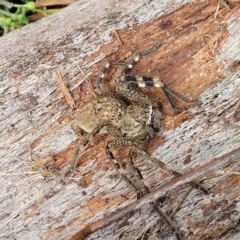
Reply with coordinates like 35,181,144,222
114,30,123,46
53,70,75,108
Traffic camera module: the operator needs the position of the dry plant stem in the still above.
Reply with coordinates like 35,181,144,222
36,0,77,8
54,70,75,108
113,30,123,46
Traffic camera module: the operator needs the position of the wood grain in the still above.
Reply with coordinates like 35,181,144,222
0,0,240,239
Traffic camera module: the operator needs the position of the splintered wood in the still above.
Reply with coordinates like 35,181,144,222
54,70,75,108
1,0,240,240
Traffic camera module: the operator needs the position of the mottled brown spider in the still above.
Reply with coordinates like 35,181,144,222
71,43,209,240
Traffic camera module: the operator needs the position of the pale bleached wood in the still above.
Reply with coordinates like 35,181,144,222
0,0,240,240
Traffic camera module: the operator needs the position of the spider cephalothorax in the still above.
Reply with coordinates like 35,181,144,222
70,43,208,240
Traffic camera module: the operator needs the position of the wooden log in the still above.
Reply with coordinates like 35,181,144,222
0,0,240,239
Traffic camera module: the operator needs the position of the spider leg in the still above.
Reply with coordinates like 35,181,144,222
97,61,126,92
139,42,162,57
162,84,199,111
97,62,111,91
98,42,162,92
105,140,142,197
162,86,181,112
131,143,210,195
129,140,195,223
170,186,193,219
115,78,153,106
119,74,198,111
128,149,183,240
128,149,149,197
106,139,182,240
123,42,161,74
163,84,197,104
71,123,106,171
151,205,182,240
105,138,152,198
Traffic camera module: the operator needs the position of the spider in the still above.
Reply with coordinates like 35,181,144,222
70,43,209,240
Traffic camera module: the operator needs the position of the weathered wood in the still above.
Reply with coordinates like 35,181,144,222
0,0,240,240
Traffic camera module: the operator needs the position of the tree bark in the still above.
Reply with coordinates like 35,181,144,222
0,0,240,240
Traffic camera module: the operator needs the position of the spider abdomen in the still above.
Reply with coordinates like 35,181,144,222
72,95,125,135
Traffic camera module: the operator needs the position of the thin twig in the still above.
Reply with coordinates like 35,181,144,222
114,30,123,46
53,70,75,108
